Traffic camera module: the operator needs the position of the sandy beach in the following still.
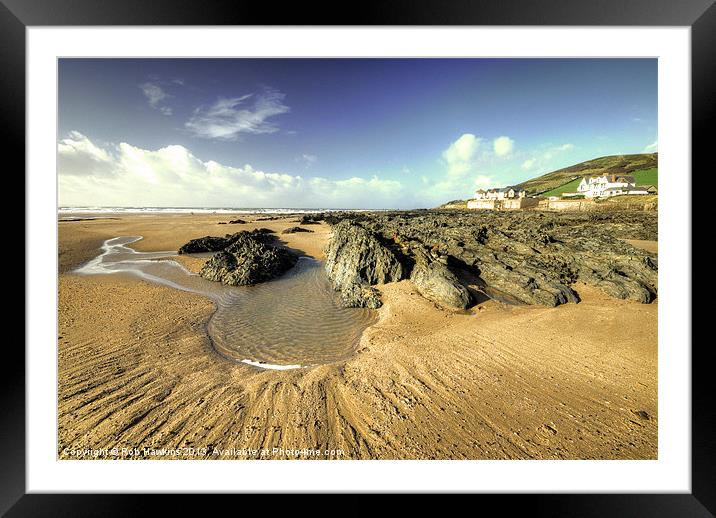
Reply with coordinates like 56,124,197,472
58,213,657,460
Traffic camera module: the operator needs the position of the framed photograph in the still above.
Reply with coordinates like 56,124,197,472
8,0,712,514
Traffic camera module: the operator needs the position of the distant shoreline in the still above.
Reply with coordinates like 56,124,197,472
58,207,395,215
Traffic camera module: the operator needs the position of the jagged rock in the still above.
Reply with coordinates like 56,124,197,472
324,220,406,308
178,229,275,254
409,248,471,309
199,231,297,286
337,282,383,309
475,261,579,306
178,235,234,254
282,226,314,234
228,219,246,224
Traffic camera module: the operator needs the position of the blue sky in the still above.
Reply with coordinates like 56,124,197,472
58,58,657,208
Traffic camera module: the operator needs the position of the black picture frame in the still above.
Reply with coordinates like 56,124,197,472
6,0,712,514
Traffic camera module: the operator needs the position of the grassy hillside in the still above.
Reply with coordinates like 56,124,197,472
542,178,582,197
541,165,658,198
439,199,469,209
518,153,658,195
631,167,658,187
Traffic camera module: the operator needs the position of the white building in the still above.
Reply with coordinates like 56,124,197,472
468,186,536,210
474,186,526,200
576,174,648,198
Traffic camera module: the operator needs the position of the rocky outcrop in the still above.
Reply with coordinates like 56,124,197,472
178,235,235,254
319,210,658,308
297,215,321,225
324,220,406,308
199,231,297,286
178,228,276,254
409,247,471,309
282,226,314,234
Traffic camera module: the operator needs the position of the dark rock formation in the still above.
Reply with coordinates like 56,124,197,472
324,220,406,308
198,231,297,286
228,218,246,224
178,235,235,254
321,210,657,308
282,226,314,234
297,215,321,225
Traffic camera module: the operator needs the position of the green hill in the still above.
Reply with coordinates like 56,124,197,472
518,153,658,196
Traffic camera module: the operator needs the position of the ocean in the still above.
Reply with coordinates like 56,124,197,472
58,207,387,214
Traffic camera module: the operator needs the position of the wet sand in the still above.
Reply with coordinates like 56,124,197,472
58,213,658,459
624,239,659,254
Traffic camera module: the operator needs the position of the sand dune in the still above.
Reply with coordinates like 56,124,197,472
58,214,657,459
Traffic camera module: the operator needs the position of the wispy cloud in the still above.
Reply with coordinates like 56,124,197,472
299,154,317,166
140,81,173,116
185,88,290,140
643,140,658,153
521,143,575,172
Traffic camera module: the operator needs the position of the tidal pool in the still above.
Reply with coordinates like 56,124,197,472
75,236,376,369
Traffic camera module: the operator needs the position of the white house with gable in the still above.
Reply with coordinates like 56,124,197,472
577,174,640,198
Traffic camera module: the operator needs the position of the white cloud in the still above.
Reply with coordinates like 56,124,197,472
443,133,480,164
185,88,290,140
140,82,173,116
643,140,658,153
58,131,114,176
426,134,500,202
442,133,481,177
58,133,403,209
493,136,515,157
